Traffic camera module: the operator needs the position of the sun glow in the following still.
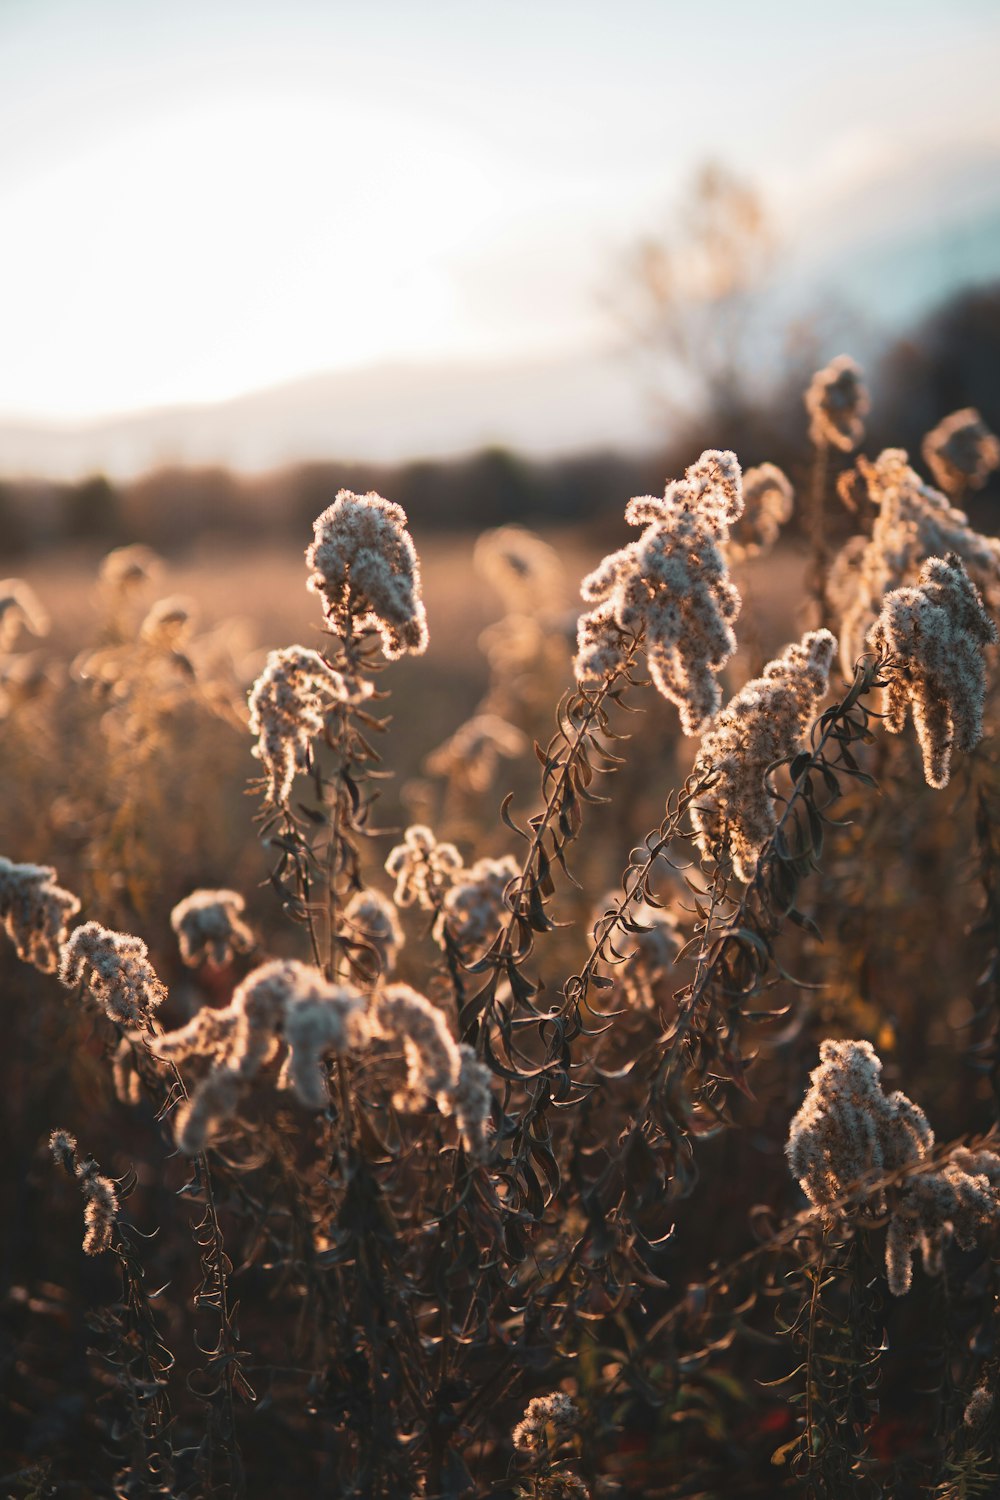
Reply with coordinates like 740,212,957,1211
0,94,499,419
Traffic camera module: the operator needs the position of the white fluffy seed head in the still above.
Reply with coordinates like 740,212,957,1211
60,921,166,1023
247,645,373,805
170,889,255,968
0,857,81,973
305,490,429,658
922,408,1000,496
385,825,463,911
805,355,869,451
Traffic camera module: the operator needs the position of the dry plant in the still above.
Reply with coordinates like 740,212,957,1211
3,385,1000,1500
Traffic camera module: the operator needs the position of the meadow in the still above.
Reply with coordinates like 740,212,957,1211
2,369,1000,1499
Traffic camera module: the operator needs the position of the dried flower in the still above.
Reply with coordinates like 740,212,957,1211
923,408,1000,496
867,553,997,788
171,889,255,967
691,630,836,880
474,525,566,614
373,983,461,1111
111,1032,145,1106
341,887,404,980
425,713,527,792
60,921,166,1023
385,825,463,911
248,644,373,805
729,463,794,557
282,979,369,1108
98,544,161,594
0,579,49,650
830,448,1000,670
805,355,869,451
49,1130,120,1256
139,595,196,649
964,1383,994,1431
786,1041,1000,1296
0,857,81,973
305,490,429,658
575,450,743,733
435,854,519,961
512,1392,580,1453
438,1043,494,1161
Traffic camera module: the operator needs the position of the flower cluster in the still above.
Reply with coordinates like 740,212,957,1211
828,448,1000,670
786,1040,1000,1296
728,462,794,558
0,857,81,973
60,921,167,1024
691,629,836,880
0,578,49,651
49,1129,119,1256
922,407,1000,496
575,450,744,733
435,854,520,961
804,355,869,451
340,886,404,980
512,1391,580,1453
248,644,372,805
305,490,429,658
425,712,527,792
155,959,370,1151
867,553,997,788
385,825,463,910
171,889,255,968
473,524,566,614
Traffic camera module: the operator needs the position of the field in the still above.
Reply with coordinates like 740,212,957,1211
3,381,1000,1499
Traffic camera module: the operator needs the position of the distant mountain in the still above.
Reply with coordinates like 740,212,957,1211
0,347,656,481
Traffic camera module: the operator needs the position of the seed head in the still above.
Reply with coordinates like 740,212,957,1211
729,463,794,557
0,857,81,973
425,713,527,792
248,644,372,805
805,355,869,451
922,408,1000,496
341,887,404,981
171,889,255,968
305,490,429,658
385,825,463,911
0,579,49,650
512,1391,580,1453
49,1131,119,1256
691,629,836,880
60,921,166,1024
867,553,997,788
372,983,461,1110
435,854,519,961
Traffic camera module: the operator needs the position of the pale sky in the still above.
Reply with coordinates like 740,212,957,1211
2,0,999,424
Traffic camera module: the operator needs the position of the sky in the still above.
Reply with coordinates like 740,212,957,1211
1,0,999,445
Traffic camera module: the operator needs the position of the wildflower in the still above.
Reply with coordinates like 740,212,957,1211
474,524,566,614
341,887,404,980
786,1041,1000,1296
385,825,463,911
830,449,1000,669
438,1043,494,1161
282,979,369,1108
867,553,997,788
729,463,794,557
804,355,869,451
98,544,161,593
964,1384,994,1431
248,644,373,805
49,1130,119,1256
425,713,527,792
0,579,49,650
574,450,743,733
171,889,255,968
691,630,836,880
305,489,429,658
157,960,369,1149
435,854,520,961
0,857,81,973
373,983,461,1110
512,1392,580,1453
922,408,1000,496
60,921,166,1024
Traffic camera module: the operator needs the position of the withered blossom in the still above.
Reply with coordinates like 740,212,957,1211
804,355,869,451
867,553,997,788
60,921,167,1024
729,463,794,557
435,854,519,961
574,450,743,733
0,579,49,651
248,644,373,806
691,630,836,881
341,886,404,980
512,1391,580,1453
305,489,429,657
385,824,463,911
49,1130,120,1256
171,888,255,967
0,857,81,973
922,407,1000,497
